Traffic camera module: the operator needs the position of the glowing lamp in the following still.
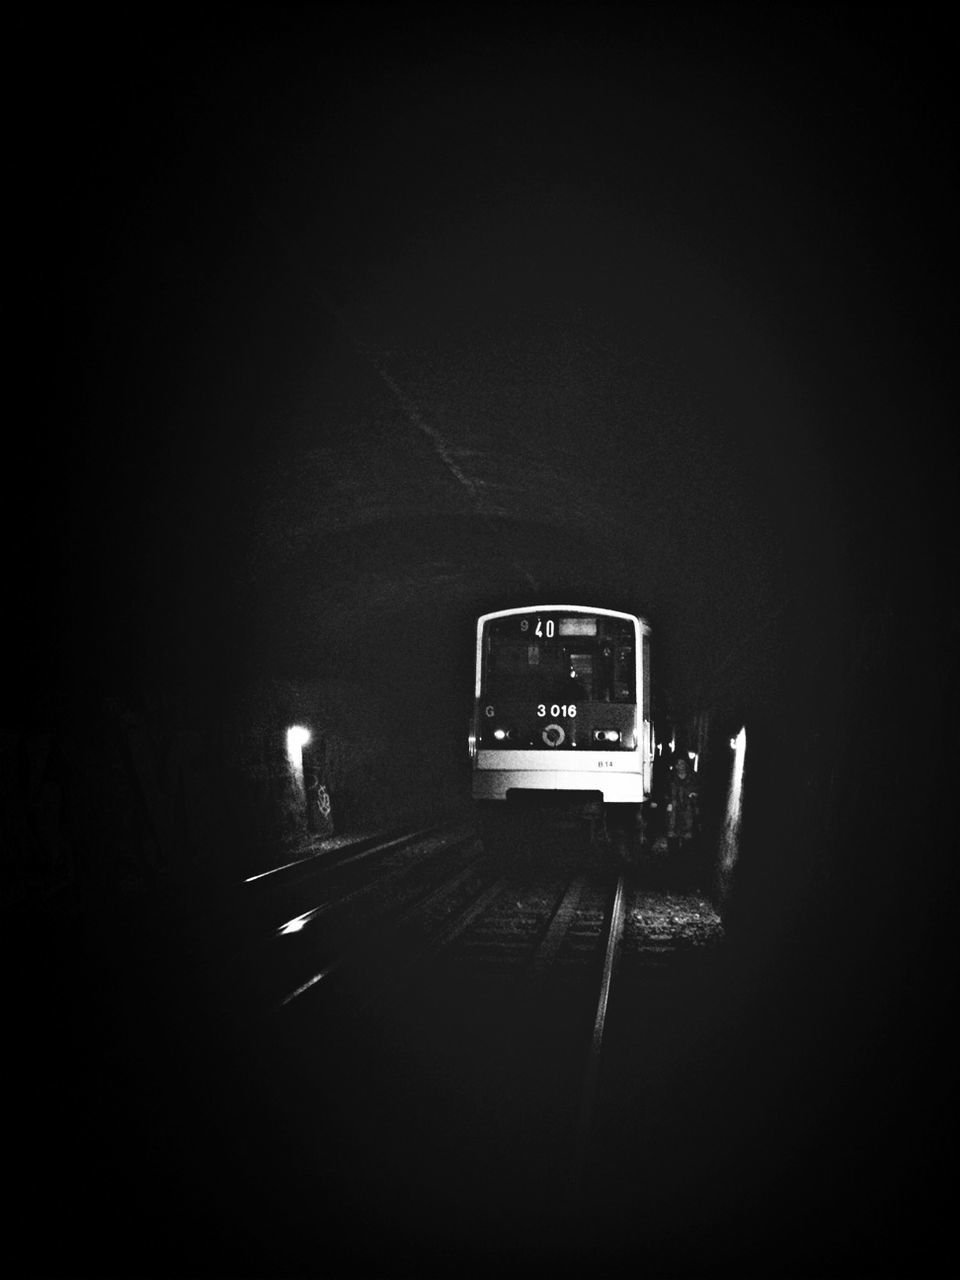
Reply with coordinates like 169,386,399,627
594,729,621,743
286,725,312,753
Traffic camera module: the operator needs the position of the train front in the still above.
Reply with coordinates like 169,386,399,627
470,606,653,819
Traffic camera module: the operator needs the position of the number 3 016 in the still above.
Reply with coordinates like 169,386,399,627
537,704,577,718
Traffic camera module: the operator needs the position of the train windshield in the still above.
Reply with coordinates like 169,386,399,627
482,613,636,703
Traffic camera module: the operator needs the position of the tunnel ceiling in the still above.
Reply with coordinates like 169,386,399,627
39,8,951,731
241,291,785,711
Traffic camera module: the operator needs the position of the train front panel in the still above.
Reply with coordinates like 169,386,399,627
470,605,653,803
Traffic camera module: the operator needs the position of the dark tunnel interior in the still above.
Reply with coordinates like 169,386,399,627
9,6,955,1276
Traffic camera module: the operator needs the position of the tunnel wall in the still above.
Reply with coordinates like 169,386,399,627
3,677,469,909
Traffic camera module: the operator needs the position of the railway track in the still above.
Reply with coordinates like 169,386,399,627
174,822,724,1269
180,821,481,1012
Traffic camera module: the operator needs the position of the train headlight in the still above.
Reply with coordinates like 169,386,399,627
594,729,621,743
493,728,509,741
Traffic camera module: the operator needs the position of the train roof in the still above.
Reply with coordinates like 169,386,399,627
477,605,650,632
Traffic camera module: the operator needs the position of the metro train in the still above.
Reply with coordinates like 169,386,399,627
470,605,654,846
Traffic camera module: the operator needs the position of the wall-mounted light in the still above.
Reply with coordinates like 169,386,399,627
721,726,747,873
285,725,312,775
287,725,311,753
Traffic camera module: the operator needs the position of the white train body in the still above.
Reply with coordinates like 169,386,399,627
470,605,654,806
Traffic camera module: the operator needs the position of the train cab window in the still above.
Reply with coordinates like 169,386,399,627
483,615,637,704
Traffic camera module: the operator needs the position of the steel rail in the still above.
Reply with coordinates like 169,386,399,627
243,820,454,885
192,833,484,1027
575,872,628,1175
197,829,478,982
162,821,471,975
269,831,476,939
277,858,507,1012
